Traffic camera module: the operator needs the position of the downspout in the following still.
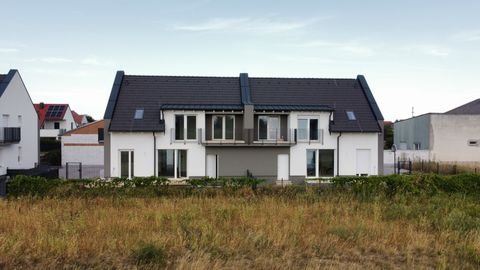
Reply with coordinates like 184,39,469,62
336,132,342,176
153,132,156,176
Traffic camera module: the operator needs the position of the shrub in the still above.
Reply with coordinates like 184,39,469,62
131,242,167,266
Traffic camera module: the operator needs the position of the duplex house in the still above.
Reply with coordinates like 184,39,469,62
34,103,77,138
394,99,480,163
104,72,384,183
0,69,39,176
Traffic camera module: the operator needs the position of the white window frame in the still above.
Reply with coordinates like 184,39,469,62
175,114,197,141
119,150,134,179
156,149,188,179
297,117,320,141
212,115,235,140
305,149,335,178
258,115,280,140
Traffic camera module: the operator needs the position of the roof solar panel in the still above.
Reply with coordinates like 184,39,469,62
46,105,66,118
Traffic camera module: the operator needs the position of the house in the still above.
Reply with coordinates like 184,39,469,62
72,111,88,127
394,99,480,163
0,69,39,176
34,103,77,138
60,120,104,178
103,72,384,183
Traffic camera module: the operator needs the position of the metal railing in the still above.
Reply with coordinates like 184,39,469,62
0,127,21,144
170,128,202,144
296,129,324,144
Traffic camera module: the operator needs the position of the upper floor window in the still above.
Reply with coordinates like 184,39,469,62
213,115,235,140
298,118,319,141
413,142,421,150
54,122,60,129
258,116,280,140
346,111,356,120
175,115,196,140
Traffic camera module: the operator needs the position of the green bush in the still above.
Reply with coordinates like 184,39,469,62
131,242,167,266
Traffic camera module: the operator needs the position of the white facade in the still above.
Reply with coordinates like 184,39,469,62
0,71,39,175
108,110,380,179
61,134,104,166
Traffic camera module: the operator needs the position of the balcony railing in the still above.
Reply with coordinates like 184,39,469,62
167,127,324,146
0,127,21,145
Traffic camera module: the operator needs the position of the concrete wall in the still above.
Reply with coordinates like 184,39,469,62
61,134,104,166
394,114,431,150
0,72,39,173
429,114,480,162
206,147,289,178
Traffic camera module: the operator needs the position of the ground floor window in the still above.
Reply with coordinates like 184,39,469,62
306,149,334,177
120,150,134,179
158,149,187,178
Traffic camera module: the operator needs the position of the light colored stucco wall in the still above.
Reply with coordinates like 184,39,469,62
393,114,431,150
109,111,206,178
61,134,103,166
0,72,39,172
429,114,480,162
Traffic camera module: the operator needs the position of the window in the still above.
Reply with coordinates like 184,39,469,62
71,122,74,130
468,140,479,147
134,109,144,119
54,122,60,129
120,150,134,179
298,118,319,140
175,115,196,140
213,115,235,140
98,128,104,142
258,116,280,140
17,115,22,125
346,111,356,120
414,142,421,150
306,149,334,177
158,149,187,178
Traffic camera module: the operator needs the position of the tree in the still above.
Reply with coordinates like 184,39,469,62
86,115,95,123
384,122,393,149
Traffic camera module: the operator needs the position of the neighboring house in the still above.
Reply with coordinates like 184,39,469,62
394,99,480,163
103,71,384,183
60,120,104,178
72,111,88,127
0,69,39,176
34,103,77,138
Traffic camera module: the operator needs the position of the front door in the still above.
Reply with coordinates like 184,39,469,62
356,149,371,176
277,154,289,180
206,154,217,178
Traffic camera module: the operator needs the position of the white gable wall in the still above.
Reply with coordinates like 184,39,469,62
61,134,103,166
0,72,39,173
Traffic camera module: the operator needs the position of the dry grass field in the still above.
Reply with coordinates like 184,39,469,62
0,191,479,269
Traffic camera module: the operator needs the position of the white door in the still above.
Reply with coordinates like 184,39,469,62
277,154,289,180
206,154,217,178
356,149,371,176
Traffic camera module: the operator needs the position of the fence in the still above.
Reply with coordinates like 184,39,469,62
59,164,104,179
397,159,480,175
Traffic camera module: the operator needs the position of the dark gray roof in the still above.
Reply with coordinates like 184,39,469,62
445,98,480,115
249,76,382,132
106,72,382,133
109,75,241,131
0,70,17,97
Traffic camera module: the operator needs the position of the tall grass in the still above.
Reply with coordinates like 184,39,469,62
0,193,479,269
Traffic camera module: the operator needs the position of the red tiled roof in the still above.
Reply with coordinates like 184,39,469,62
34,103,69,127
71,110,86,125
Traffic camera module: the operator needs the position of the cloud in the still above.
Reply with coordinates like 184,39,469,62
24,57,73,63
81,56,113,67
286,40,376,58
0,48,19,53
402,45,451,57
173,16,325,33
453,30,480,41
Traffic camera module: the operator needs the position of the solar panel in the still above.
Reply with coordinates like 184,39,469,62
45,105,66,118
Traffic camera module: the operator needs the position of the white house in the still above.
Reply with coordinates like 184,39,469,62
103,72,384,183
394,99,480,164
34,103,77,138
60,120,104,178
0,69,39,176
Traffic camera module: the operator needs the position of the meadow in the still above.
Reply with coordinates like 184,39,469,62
0,175,479,269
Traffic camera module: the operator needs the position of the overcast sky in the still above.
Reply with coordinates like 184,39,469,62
1,0,479,120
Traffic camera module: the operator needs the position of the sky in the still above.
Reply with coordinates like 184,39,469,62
1,0,479,121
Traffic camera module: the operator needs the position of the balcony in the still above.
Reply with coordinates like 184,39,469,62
0,127,21,145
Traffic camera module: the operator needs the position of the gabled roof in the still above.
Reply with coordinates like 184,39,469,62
34,103,69,127
62,120,104,136
105,72,383,133
72,110,86,125
445,98,480,115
